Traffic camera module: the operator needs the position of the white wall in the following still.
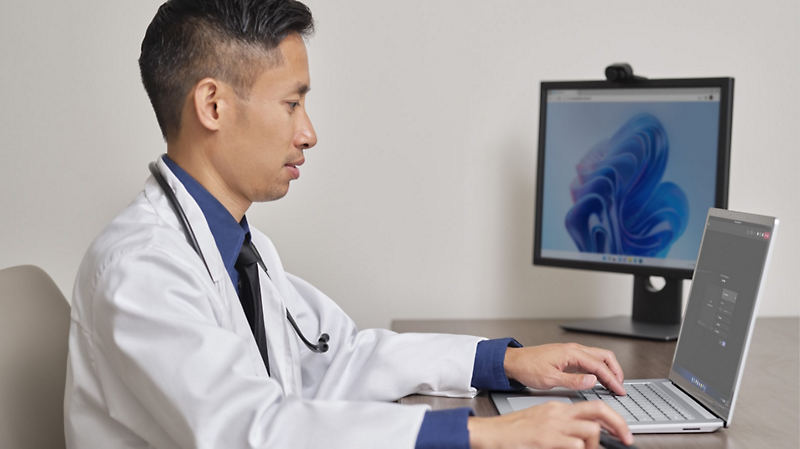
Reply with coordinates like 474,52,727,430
2,0,797,330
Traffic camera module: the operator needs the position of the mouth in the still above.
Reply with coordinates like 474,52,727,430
285,157,304,180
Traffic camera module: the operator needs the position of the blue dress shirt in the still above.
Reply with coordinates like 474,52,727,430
162,156,524,449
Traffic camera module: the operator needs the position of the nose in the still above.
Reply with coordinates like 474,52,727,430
295,110,317,150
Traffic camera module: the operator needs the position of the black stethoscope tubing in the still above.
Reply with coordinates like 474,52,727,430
148,160,330,355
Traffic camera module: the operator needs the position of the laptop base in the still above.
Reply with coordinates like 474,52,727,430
491,382,724,434
560,316,681,341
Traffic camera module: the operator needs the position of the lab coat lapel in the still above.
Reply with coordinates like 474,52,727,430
147,157,272,379
253,247,303,396
150,157,226,283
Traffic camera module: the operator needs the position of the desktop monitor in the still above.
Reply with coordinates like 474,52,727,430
533,77,734,340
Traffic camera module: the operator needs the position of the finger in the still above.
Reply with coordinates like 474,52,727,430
549,435,586,449
580,346,625,385
568,401,634,446
557,372,598,390
568,349,626,396
558,419,601,449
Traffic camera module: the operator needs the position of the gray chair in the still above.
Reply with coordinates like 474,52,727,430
0,265,70,449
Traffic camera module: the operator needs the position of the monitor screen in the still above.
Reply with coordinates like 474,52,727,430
534,79,733,279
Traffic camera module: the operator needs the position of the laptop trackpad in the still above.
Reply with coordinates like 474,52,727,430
504,388,583,412
508,395,573,410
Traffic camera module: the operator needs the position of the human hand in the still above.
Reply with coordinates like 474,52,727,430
468,400,634,449
503,343,626,395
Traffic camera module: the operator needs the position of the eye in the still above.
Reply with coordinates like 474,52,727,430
288,101,300,110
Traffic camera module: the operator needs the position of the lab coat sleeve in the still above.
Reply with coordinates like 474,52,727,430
86,246,428,449
285,273,484,402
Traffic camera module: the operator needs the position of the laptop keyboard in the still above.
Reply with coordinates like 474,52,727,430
580,383,694,422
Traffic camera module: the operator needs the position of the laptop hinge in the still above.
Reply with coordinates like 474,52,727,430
671,381,725,423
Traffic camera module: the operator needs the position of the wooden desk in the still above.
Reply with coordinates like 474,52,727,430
392,317,799,449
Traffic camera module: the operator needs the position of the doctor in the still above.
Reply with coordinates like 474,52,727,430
65,1,633,448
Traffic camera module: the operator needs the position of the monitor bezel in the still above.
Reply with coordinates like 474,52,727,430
533,77,734,280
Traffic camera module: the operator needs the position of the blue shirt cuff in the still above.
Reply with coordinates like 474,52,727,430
471,338,525,391
415,408,473,449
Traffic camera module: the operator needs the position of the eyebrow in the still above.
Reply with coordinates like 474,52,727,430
294,83,310,95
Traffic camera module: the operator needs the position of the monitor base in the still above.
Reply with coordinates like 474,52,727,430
560,316,680,341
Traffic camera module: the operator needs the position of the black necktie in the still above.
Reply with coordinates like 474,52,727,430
235,240,270,376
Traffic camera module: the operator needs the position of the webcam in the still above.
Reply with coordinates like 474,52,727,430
605,63,647,83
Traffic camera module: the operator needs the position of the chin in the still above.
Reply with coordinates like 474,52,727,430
254,186,290,203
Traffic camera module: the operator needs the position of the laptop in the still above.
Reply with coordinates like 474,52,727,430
492,208,779,433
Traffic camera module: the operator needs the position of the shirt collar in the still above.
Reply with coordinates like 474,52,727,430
163,155,249,280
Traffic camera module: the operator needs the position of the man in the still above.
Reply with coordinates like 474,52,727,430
65,1,634,448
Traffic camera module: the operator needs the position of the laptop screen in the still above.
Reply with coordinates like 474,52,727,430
669,211,776,420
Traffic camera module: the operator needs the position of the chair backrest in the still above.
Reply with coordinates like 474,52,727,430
0,265,70,449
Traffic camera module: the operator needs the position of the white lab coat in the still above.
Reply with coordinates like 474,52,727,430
65,157,484,449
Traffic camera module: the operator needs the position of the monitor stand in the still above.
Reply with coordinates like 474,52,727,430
560,275,683,341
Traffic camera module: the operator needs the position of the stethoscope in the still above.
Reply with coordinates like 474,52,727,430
148,160,330,356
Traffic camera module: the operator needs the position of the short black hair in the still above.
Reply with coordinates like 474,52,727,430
139,0,314,141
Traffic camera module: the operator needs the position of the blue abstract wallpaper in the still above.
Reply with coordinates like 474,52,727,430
565,113,688,257
540,101,719,262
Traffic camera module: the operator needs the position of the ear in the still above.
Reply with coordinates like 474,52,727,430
192,78,228,132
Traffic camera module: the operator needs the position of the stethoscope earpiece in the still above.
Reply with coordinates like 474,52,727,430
315,333,330,353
